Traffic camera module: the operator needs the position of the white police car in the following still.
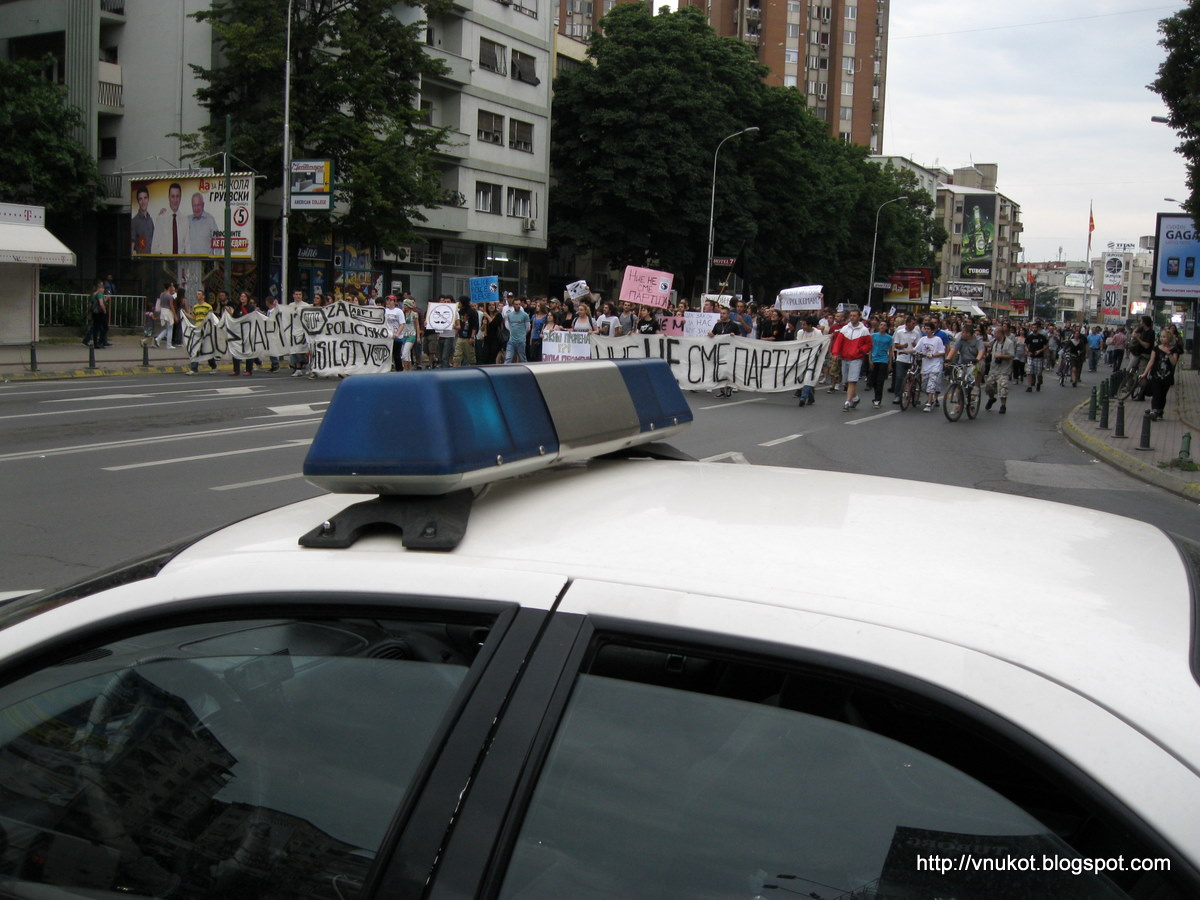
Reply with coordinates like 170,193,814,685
0,360,1198,900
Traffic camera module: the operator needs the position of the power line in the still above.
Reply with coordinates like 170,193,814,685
892,5,1176,41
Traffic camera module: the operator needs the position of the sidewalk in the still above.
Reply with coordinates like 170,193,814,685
1062,360,1200,502
0,334,222,381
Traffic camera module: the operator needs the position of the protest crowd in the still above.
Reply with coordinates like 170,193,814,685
151,277,1185,422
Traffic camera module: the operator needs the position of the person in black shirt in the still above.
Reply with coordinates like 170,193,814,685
710,308,740,398
1142,325,1183,419
636,306,660,334
1024,322,1049,391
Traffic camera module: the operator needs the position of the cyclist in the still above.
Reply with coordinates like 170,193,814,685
946,321,984,382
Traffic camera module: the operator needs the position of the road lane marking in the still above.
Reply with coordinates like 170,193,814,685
212,472,308,491
845,410,900,426
260,403,329,417
758,434,804,447
697,398,766,410
42,386,264,403
701,451,750,464
102,439,313,471
0,419,315,463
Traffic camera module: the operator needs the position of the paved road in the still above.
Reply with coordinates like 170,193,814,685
1,370,1195,593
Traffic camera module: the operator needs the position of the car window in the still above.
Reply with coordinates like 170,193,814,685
496,641,1189,900
0,615,493,899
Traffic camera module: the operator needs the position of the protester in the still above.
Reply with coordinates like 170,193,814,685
914,321,946,412
1142,324,1184,420
831,309,871,411
985,323,1016,414
867,320,893,408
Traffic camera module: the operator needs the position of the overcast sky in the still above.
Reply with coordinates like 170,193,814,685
883,0,1189,263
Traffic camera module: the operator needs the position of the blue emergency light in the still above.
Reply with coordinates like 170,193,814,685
303,359,692,495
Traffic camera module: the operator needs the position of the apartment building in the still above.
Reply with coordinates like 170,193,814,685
1,0,552,300
556,0,889,150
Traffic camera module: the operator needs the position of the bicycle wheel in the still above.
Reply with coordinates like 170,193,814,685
1114,367,1137,400
944,383,965,421
900,372,917,410
966,382,982,419
1058,358,1068,386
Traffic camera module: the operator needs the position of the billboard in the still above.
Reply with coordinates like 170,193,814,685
960,194,995,281
1100,253,1124,317
1151,212,1200,300
130,174,255,259
290,159,334,210
883,267,932,304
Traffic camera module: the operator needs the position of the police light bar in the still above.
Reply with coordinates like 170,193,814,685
303,359,693,495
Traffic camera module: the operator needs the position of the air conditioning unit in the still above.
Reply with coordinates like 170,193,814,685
522,217,537,232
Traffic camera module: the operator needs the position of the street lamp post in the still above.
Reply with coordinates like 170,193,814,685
280,0,294,305
705,126,758,304
867,195,908,308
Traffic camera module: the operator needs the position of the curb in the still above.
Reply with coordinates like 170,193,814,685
2,365,195,382
1061,403,1200,503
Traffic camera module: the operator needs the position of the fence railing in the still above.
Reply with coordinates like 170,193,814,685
39,293,150,330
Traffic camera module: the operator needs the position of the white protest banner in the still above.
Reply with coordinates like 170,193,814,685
618,265,674,309
183,300,392,375
541,330,593,362
683,311,721,337
703,293,732,309
425,302,456,331
590,332,829,392
305,302,393,375
862,305,872,320
776,285,824,311
565,279,591,301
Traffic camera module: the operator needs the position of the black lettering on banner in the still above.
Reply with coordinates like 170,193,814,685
687,341,722,386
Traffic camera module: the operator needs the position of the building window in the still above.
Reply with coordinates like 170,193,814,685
511,50,540,85
478,110,504,144
479,37,506,73
99,136,117,159
787,23,800,38
476,181,502,214
787,0,800,12
845,5,857,18
509,119,534,152
843,57,856,74
840,131,854,142
557,55,584,75
785,49,798,63
511,0,538,18
783,74,797,87
840,105,853,120
820,5,831,20
419,99,434,125
841,82,853,95
844,32,855,44
507,187,532,217
819,31,830,46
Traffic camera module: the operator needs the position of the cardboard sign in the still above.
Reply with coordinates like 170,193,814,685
470,275,499,304
425,302,456,331
565,279,591,301
619,265,674,309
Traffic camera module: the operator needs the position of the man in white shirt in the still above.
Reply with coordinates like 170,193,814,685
150,183,187,255
891,314,920,405
913,322,946,412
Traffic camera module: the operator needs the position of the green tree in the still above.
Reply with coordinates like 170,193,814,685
551,4,766,290
188,0,449,257
1151,1,1200,224
0,57,105,214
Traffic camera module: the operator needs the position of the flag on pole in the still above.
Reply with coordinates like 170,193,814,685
1087,203,1095,257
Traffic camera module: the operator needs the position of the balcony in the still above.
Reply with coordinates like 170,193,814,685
100,0,125,19
432,130,470,159
422,46,471,85
98,61,123,111
420,203,468,233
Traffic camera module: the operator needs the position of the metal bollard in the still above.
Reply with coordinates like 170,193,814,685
1113,400,1127,438
1135,411,1153,451
87,343,96,370
29,342,38,372
1109,370,1122,396
1182,433,1193,460
142,340,150,367
1099,379,1109,405
1098,390,1110,429
1088,386,1098,421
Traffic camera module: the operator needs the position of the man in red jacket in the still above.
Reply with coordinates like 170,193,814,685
832,309,872,410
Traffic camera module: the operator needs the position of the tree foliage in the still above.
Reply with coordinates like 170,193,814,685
550,5,941,303
1152,1,1200,225
188,0,449,255
0,57,105,214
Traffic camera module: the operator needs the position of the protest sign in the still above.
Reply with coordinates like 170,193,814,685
425,302,456,331
776,285,823,311
565,279,590,301
659,316,686,336
470,275,499,304
702,293,733,309
590,331,828,392
182,300,393,376
541,330,593,362
619,265,674,309
683,312,721,337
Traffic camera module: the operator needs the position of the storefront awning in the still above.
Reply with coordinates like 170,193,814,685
0,221,76,266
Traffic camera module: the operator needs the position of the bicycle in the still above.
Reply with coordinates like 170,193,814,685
943,362,981,422
1113,354,1148,400
1057,350,1080,387
899,363,922,411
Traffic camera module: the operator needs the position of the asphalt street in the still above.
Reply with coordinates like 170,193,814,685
1,368,1195,593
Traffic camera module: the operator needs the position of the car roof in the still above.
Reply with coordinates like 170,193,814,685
142,458,1200,771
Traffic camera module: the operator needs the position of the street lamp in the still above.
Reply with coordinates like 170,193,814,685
705,126,759,303
866,195,908,308
280,0,295,304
